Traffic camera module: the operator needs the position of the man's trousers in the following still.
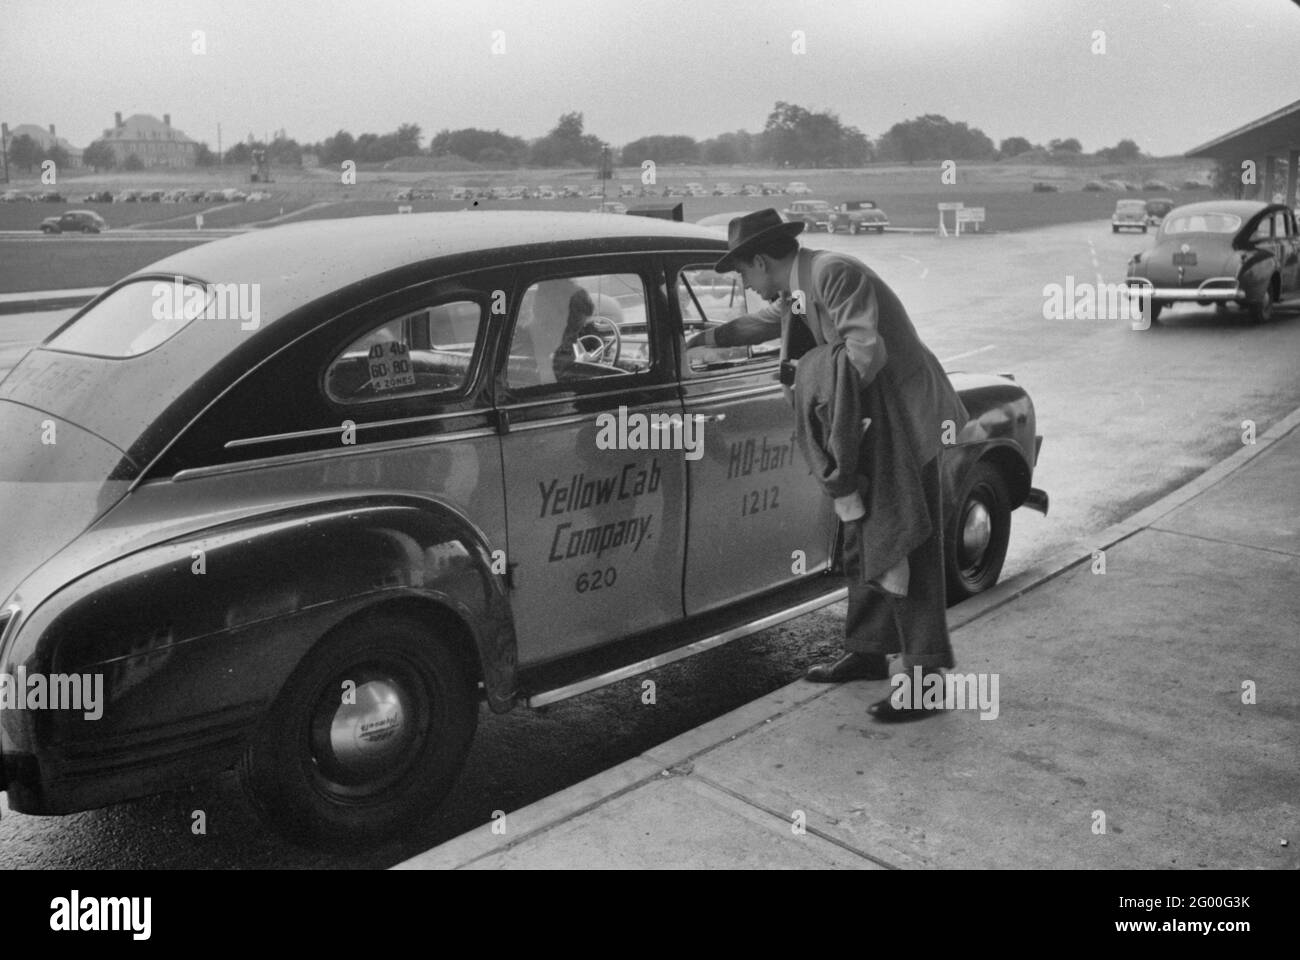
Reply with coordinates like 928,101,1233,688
842,455,955,670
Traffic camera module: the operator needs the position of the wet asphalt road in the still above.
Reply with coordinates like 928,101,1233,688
2,220,1298,867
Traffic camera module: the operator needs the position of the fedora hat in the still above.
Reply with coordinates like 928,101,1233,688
715,208,804,272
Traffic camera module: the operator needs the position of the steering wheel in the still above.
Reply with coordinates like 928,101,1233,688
574,315,621,365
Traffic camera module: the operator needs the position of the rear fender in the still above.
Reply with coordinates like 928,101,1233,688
2,496,517,805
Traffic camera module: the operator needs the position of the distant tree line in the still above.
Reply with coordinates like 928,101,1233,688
3,106,1156,174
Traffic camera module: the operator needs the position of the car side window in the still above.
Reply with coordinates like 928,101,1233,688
505,273,650,390
324,299,482,403
677,265,778,376
1250,217,1272,242
1273,212,1290,239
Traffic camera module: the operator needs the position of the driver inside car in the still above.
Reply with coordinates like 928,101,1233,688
552,287,602,380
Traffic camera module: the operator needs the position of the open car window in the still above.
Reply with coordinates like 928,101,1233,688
505,272,651,391
678,266,778,375
324,299,483,404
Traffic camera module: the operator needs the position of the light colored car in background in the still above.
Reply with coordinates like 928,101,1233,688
782,199,834,231
1112,199,1149,233
785,182,813,196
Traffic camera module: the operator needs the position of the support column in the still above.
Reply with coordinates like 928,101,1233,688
1263,155,1276,202
1288,150,1299,209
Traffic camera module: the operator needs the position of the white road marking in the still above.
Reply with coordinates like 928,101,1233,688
941,344,995,364
898,253,922,264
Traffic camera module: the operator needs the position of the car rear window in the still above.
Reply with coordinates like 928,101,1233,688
1162,213,1242,234
44,278,206,358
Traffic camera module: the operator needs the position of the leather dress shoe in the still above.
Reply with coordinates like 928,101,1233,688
867,669,946,722
805,652,889,683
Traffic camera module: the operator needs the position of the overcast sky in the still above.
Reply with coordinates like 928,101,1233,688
3,0,1298,156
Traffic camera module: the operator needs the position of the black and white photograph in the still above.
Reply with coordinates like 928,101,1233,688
0,0,1297,908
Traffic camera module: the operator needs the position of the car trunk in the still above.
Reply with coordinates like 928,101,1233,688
0,400,137,603
1142,240,1238,287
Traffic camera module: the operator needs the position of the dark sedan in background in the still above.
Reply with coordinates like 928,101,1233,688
37,210,108,234
1125,200,1300,324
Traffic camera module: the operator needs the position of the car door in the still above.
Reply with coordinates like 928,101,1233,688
495,255,688,666
670,257,839,617
1275,210,1300,296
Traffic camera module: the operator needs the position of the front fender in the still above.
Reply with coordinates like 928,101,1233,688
1,496,516,813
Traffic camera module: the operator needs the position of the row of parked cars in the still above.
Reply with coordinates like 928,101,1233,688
2,187,273,203
782,198,891,233
395,181,825,202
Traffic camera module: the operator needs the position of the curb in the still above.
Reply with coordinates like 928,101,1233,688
395,402,1300,870
0,288,103,315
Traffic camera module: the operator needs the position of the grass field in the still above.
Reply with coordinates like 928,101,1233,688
0,158,1221,293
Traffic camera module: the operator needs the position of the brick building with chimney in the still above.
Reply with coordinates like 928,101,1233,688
101,112,197,168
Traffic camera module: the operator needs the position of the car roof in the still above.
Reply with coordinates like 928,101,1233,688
131,211,726,321
1165,200,1269,217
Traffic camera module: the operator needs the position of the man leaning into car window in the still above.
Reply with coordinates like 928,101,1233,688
685,209,969,722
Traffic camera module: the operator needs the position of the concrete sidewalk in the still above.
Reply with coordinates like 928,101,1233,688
398,411,1300,870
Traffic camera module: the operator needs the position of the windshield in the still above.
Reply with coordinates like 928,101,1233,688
1162,213,1242,235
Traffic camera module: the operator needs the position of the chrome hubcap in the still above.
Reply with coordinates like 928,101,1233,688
327,678,411,778
961,501,992,565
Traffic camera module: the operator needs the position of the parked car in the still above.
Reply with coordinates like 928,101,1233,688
1125,201,1300,325
35,191,66,203
537,185,556,199
1142,180,1175,192
186,190,209,202
760,182,783,195
1082,180,1108,192
561,186,583,198
1112,198,1149,233
1144,197,1175,226
618,184,636,198
830,199,889,234
1,190,34,202
114,190,142,203
712,183,736,196
1031,182,1060,193
782,199,835,231
37,209,108,234
590,201,628,214
140,190,164,202
785,182,813,196
83,190,115,203
739,184,762,197
0,211,1045,844
162,189,189,202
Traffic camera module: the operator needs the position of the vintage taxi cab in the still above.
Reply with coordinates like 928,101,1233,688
0,212,1046,843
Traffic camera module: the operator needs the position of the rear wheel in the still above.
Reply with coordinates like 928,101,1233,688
238,612,478,845
1248,282,1275,324
946,461,1012,603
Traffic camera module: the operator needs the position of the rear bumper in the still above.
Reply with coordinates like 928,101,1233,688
1124,277,1244,302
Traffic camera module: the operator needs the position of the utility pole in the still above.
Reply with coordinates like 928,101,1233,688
217,123,222,165
1,122,9,184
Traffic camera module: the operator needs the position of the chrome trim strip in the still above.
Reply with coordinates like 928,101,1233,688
499,380,680,411
174,427,498,482
226,408,494,448
507,402,689,433
526,583,846,708
682,382,781,405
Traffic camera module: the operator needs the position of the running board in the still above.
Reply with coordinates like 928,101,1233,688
525,584,848,709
